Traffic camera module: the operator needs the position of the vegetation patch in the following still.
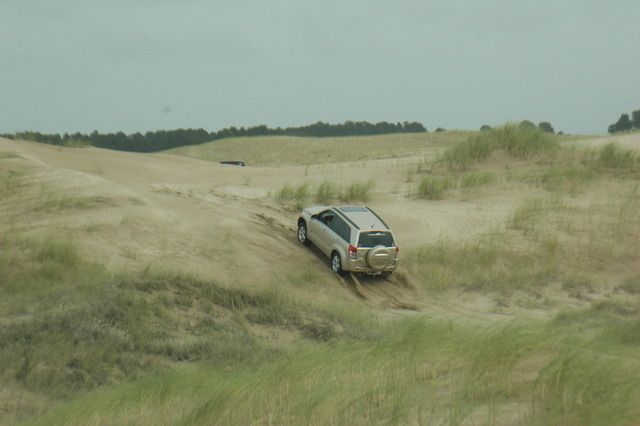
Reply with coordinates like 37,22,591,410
0,151,20,159
411,172,495,200
0,236,376,422
442,123,559,170
617,275,640,294
512,164,596,192
414,175,454,200
0,170,27,197
275,180,373,205
339,180,374,202
458,171,497,189
406,237,560,294
33,194,111,212
509,196,567,234
595,142,640,172
22,315,640,425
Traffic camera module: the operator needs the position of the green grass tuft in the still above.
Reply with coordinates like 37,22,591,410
339,180,373,202
0,150,20,159
415,176,453,200
618,275,640,294
459,171,496,189
442,124,559,170
442,136,493,170
276,180,373,205
315,181,339,203
596,143,639,171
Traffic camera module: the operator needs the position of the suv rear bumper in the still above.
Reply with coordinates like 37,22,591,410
343,259,397,274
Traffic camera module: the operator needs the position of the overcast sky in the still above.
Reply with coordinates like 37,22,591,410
1,0,639,135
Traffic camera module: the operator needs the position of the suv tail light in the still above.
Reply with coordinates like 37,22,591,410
348,244,358,259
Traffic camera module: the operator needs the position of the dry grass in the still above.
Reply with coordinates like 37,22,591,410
0,151,20,159
441,124,559,170
167,132,469,166
275,180,374,205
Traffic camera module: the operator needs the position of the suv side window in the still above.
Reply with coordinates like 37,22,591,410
328,215,351,242
317,210,335,225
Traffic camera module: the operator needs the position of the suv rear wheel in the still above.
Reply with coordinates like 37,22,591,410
330,252,343,275
297,221,311,246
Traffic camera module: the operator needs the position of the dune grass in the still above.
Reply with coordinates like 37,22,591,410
275,180,374,205
458,171,497,189
3,129,640,424
414,175,454,200
20,308,640,425
406,235,561,294
6,222,639,424
275,182,309,204
442,124,559,170
618,276,640,294
340,180,374,203
0,232,378,423
0,170,26,197
0,150,20,159
167,132,469,166
594,142,640,172
511,164,596,192
412,172,495,200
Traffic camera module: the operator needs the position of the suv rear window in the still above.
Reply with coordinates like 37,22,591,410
358,231,394,247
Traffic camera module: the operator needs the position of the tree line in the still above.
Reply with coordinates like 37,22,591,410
608,109,640,133
1,120,427,153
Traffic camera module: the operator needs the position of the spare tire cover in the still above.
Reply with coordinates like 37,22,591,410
366,245,392,270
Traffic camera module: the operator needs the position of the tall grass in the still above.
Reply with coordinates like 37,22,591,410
22,311,640,425
459,171,496,189
0,240,375,419
34,189,110,212
0,170,26,197
275,180,374,205
512,164,596,192
406,236,559,294
339,180,373,202
0,150,20,159
441,136,493,170
412,172,495,200
509,196,567,234
415,176,453,200
315,181,339,203
596,142,639,171
275,182,309,203
442,124,559,170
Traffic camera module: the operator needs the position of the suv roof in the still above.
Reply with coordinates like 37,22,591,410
333,206,389,230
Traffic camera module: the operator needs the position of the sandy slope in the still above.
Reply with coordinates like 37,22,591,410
2,132,637,316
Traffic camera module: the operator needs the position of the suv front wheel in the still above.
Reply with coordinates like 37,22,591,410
331,252,343,275
297,221,311,246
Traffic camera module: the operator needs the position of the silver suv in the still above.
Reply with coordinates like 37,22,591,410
297,206,399,275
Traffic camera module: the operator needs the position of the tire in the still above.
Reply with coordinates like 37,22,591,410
366,245,393,271
297,221,311,246
330,252,344,275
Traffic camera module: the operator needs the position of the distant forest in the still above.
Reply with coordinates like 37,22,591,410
1,121,427,153
608,109,640,133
